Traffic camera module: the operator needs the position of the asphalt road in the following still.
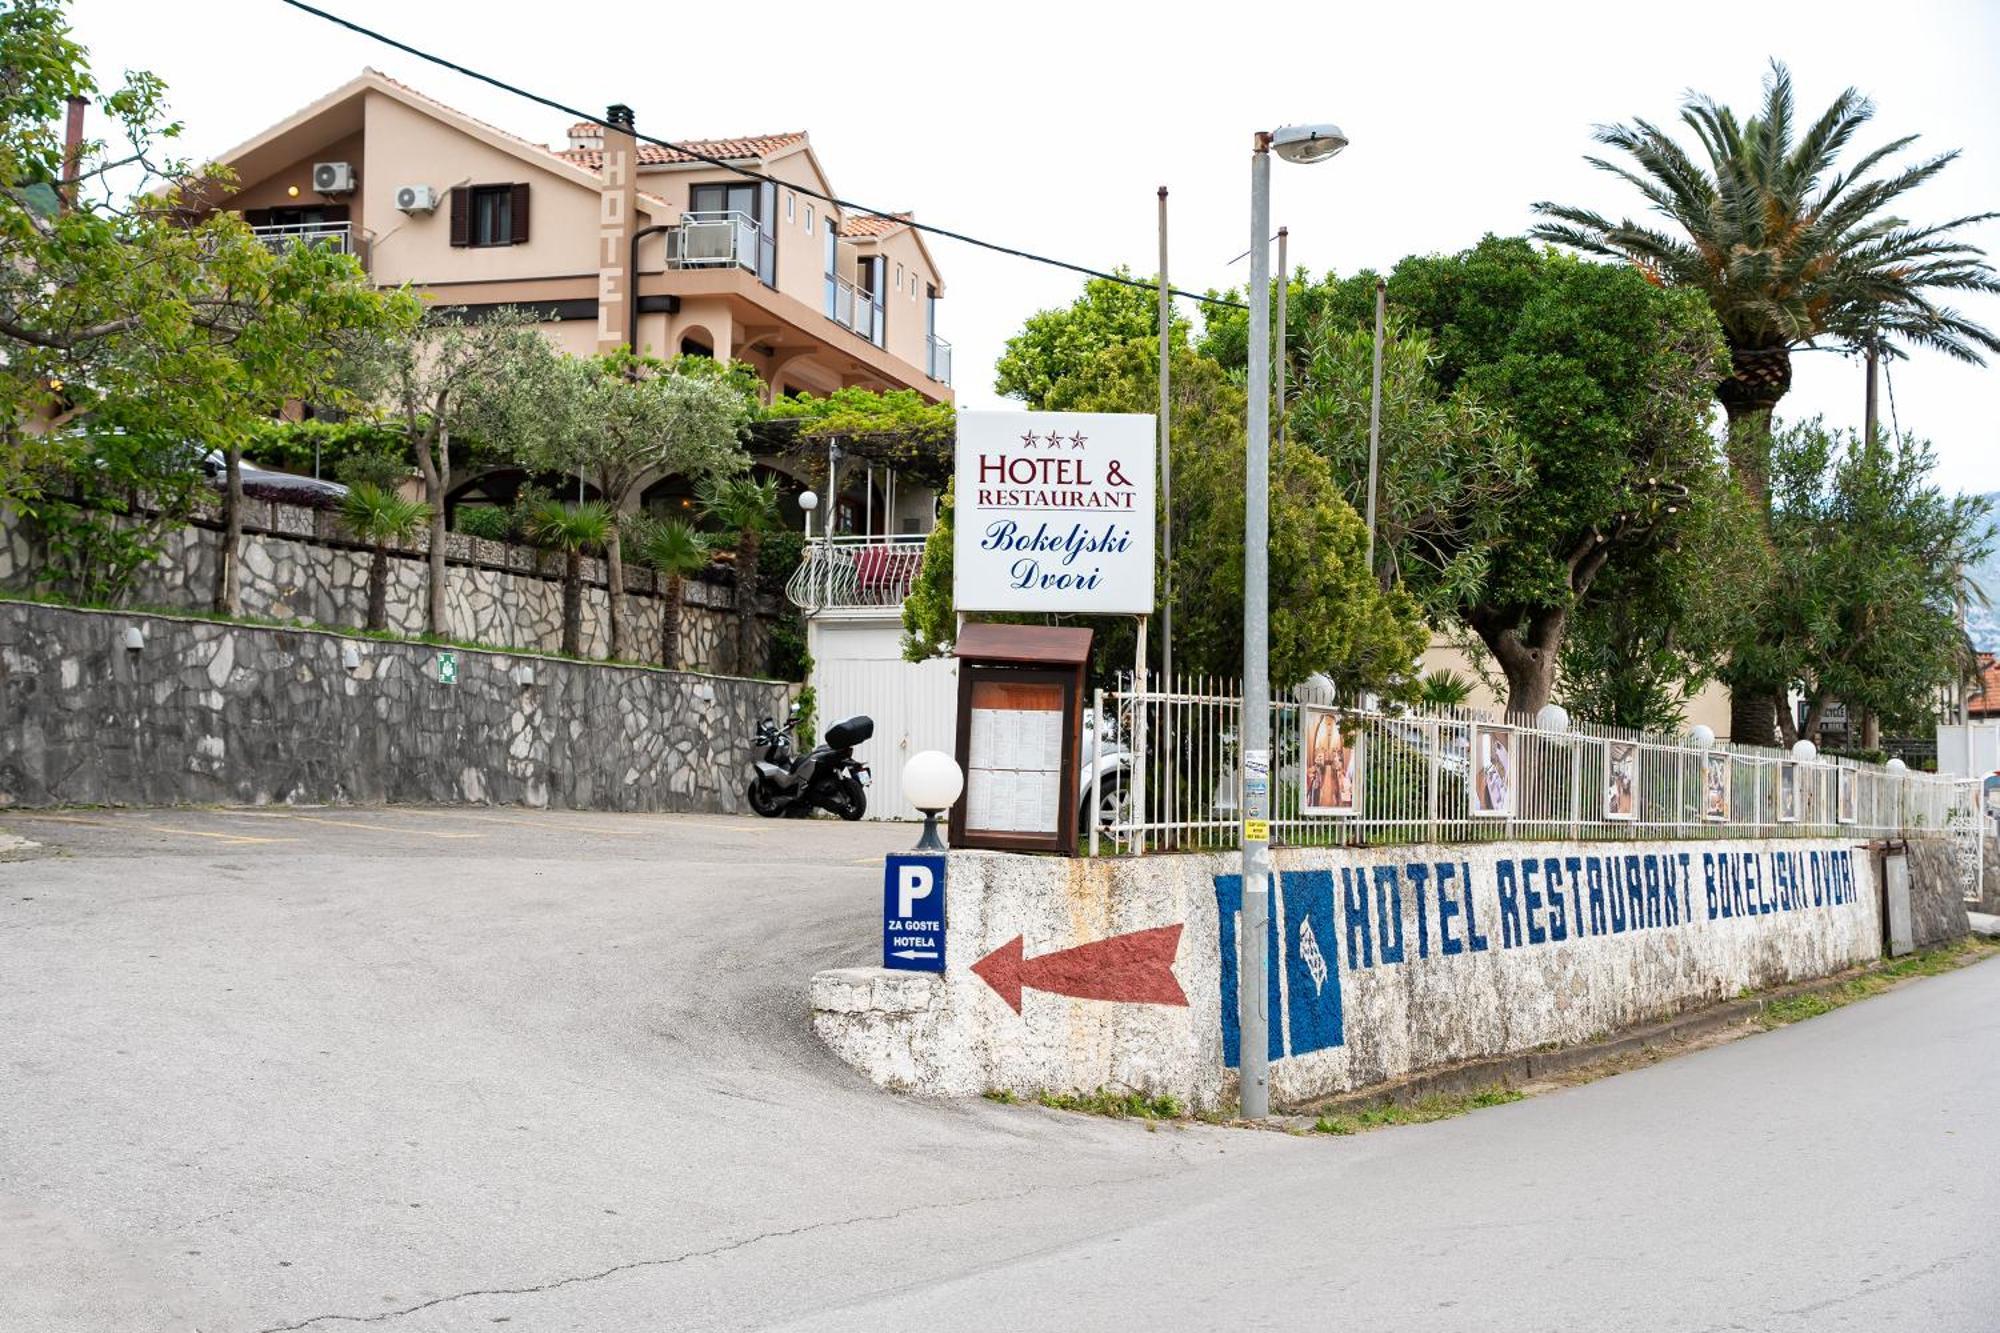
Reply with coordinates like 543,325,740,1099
1,806,1994,1332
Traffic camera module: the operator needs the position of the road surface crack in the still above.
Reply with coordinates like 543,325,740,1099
251,1175,1155,1332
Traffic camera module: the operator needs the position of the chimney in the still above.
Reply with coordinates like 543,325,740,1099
61,96,86,210
595,104,639,353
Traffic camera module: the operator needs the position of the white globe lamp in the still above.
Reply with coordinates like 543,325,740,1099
1886,757,1908,774
1688,724,1716,750
1791,739,1818,763
1535,703,1570,735
903,750,964,853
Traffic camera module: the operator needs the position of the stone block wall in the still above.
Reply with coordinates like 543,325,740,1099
1901,835,1975,945
0,600,789,814
0,502,783,676
816,838,1886,1111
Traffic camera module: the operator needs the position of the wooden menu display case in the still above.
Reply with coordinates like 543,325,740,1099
949,623,1092,855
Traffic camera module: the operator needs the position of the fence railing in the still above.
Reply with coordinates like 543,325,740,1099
1093,677,1979,856
666,210,759,271
785,535,928,611
251,221,355,257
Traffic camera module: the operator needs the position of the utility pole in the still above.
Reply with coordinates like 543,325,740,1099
1275,227,1288,463
1158,187,1173,688
1365,277,1386,581
1864,337,1880,451
1240,134,1274,1121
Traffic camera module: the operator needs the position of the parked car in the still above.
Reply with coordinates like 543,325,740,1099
201,451,349,508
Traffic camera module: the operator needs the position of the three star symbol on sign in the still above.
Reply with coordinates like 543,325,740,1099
1017,431,1089,451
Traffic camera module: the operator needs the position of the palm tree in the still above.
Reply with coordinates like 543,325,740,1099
1532,60,1999,513
525,499,614,657
632,516,713,671
698,475,780,675
338,484,431,632
1532,61,2000,746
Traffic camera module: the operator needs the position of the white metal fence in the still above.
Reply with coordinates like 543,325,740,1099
785,535,927,611
1091,677,1979,857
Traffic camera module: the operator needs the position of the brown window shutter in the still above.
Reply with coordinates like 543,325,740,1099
448,187,469,247
510,182,530,244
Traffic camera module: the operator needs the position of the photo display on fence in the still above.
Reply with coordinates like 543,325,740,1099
964,679,1065,835
1301,706,1361,816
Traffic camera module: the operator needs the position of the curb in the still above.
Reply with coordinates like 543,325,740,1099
1279,945,1969,1122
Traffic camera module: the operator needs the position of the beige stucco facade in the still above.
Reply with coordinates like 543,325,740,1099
202,71,951,409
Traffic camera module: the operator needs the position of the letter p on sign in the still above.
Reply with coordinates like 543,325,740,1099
883,853,947,973
898,864,934,918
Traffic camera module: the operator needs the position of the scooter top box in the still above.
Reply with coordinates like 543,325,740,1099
824,716,874,749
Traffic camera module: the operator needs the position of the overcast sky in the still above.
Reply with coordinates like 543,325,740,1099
64,0,2000,495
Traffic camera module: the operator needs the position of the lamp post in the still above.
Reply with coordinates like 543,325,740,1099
1239,121,1346,1121
903,750,963,853
798,490,819,611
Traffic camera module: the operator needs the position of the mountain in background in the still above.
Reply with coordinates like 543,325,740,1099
1970,491,1999,653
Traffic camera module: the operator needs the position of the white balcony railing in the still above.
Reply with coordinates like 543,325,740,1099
785,534,929,612
252,221,354,256
666,210,758,271
926,334,952,385
829,275,878,343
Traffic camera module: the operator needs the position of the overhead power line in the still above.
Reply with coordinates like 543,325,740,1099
275,0,1246,311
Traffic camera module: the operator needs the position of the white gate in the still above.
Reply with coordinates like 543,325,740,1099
808,611,957,821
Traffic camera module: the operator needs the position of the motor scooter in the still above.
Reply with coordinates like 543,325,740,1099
746,704,873,820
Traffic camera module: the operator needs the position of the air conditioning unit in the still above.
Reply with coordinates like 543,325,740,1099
394,184,438,214
312,161,357,194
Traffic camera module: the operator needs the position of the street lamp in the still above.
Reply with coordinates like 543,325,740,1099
798,490,820,609
1239,121,1346,1122
1791,739,1818,763
903,750,963,853
1688,724,1716,750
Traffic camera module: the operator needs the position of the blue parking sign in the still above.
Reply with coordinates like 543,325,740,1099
884,855,946,972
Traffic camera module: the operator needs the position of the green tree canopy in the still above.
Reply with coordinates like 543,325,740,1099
1359,238,1727,715
342,308,565,636
1529,61,2000,744
1287,316,1529,613
2,0,416,612
992,270,1189,408
1757,420,1992,743
517,350,753,659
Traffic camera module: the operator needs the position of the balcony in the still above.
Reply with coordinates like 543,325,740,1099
252,221,354,257
926,334,952,385
828,275,880,344
665,210,758,271
785,535,928,612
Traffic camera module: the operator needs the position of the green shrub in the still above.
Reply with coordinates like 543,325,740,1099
454,505,509,541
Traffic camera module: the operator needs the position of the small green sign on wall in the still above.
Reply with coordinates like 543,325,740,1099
436,650,459,685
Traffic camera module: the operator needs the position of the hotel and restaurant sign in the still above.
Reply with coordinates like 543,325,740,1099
952,411,1157,616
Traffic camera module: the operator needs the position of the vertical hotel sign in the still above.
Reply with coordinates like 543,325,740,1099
953,411,1156,614
596,108,638,351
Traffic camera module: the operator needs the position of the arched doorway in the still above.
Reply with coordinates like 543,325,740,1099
445,467,601,527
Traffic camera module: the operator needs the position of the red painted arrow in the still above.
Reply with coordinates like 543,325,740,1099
971,924,1188,1015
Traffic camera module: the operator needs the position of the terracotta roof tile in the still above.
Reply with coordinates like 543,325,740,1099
1974,652,2000,717
554,132,807,171
840,211,912,239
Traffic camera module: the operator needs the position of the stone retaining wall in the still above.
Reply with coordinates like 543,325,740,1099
0,600,787,813
0,503,783,675
815,837,1896,1112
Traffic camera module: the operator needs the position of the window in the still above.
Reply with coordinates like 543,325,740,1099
786,191,795,223
450,183,529,247
804,203,814,235
690,182,757,218
896,262,904,291
472,187,511,245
